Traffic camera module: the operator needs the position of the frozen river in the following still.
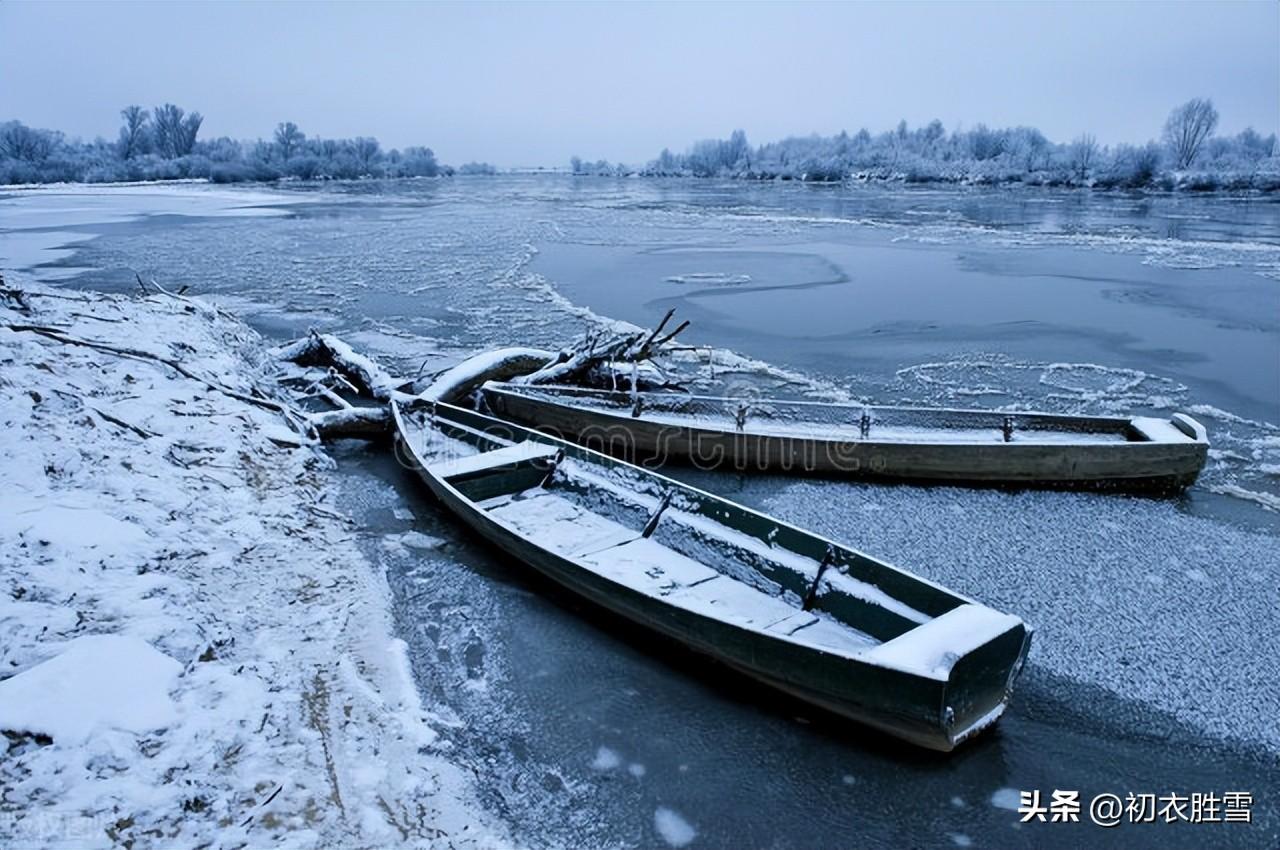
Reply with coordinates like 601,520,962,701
2,177,1278,848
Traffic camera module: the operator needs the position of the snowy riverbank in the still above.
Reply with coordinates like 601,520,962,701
0,275,510,849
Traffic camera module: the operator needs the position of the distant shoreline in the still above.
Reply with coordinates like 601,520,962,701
2,172,1277,196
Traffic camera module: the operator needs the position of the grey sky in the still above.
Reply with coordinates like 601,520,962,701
1,1,1275,167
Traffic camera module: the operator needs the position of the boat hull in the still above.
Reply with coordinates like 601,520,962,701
393,403,1032,752
483,386,1208,491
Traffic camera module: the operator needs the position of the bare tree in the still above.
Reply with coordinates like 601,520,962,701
274,121,305,160
151,104,183,158
152,104,202,158
1068,133,1098,181
117,106,150,160
179,111,203,156
1163,98,1218,170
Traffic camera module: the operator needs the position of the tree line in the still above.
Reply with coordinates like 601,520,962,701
572,99,1278,191
0,105,496,185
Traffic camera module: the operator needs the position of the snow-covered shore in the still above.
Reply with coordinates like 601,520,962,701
0,275,509,849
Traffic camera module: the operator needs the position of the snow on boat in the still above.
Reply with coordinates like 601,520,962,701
392,400,1033,752
480,382,1209,491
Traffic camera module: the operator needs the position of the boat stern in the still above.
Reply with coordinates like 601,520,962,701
860,604,1032,751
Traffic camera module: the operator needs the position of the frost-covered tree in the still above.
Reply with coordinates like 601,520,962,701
1013,127,1048,171
351,137,381,173
117,106,150,160
968,124,1005,161
399,146,439,177
151,104,182,158
1234,127,1275,161
151,104,202,158
1163,98,1218,170
0,122,56,162
274,122,305,161
1068,133,1098,180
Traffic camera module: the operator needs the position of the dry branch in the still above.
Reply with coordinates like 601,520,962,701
274,310,692,440
513,309,690,388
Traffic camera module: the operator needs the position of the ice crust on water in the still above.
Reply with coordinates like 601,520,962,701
763,479,1280,752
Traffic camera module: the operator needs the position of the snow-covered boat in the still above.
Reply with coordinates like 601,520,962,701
392,400,1033,752
479,382,1210,491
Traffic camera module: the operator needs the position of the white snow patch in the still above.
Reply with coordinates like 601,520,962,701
400,530,447,550
990,787,1021,810
0,635,180,744
628,762,647,778
0,276,509,849
590,746,622,770
654,807,697,847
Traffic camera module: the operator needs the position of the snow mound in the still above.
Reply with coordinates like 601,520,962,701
0,635,180,744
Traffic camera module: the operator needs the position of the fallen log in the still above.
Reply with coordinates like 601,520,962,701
413,347,555,403
307,406,390,440
276,331,406,401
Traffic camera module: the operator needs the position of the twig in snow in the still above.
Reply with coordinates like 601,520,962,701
5,322,298,420
87,405,159,439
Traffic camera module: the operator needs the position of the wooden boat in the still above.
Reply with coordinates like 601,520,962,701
480,382,1209,491
392,400,1033,752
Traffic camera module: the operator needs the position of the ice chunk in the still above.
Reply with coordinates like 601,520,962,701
654,807,697,848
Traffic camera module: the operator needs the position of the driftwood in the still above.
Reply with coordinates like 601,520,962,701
275,311,691,441
513,308,689,388
276,331,407,402
412,347,555,402
307,406,391,439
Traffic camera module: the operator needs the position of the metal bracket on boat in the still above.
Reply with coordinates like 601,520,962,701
735,402,749,431
859,409,871,439
802,545,838,612
631,394,644,418
641,491,673,538
537,448,566,488
1002,416,1015,443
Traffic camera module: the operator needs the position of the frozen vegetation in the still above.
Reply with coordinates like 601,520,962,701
575,98,1280,191
0,276,509,848
0,107,453,185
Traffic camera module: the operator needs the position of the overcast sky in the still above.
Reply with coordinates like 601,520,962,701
1,1,1275,167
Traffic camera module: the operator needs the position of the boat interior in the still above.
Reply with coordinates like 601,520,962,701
408,407,973,660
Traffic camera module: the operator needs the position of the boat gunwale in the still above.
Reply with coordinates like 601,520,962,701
482,381,1209,445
